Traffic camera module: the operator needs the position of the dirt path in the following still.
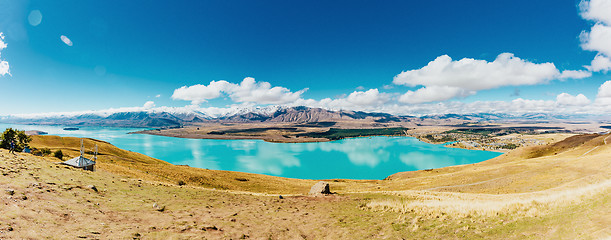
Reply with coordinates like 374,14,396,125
423,176,508,191
580,134,610,157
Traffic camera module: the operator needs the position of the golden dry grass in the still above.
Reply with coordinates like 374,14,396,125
0,132,607,239
367,179,610,218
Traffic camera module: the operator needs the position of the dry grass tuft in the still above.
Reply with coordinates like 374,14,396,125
367,179,611,218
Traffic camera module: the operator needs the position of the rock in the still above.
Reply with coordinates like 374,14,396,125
279,195,284,199
86,185,98,192
201,226,219,231
153,203,165,212
308,181,331,196
5,189,15,195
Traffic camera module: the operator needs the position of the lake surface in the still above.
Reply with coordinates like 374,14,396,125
0,124,502,180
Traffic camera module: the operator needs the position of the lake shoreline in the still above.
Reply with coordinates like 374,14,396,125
129,126,411,143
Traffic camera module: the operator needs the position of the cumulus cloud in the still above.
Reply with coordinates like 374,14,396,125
143,101,156,109
172,80,230,104
559,70,592,79
291,88,390,112
398,86,475,104
225,77,307,104
345,89,390,106
580,0,611,72
393,53,560,90
0,32,9,76
556,93,591,106
172,77,307,105
580,0,611,25
595,80,611,105
588,54,611,72
392,53,584,103
60,35,73,46
580,24,611,57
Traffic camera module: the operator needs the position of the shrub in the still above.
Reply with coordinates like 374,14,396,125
177,180,186,186
53,150,63,160
41,148,52,156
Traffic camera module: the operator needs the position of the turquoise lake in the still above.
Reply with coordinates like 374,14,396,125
0,124,502,180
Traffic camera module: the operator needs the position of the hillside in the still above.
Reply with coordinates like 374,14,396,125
0,133,609,239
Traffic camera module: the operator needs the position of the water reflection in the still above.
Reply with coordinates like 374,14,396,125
236,143,300,175
399,152,455,170
316,138,391,167
0,124,502,179
186,139,219,169
141,134,155,157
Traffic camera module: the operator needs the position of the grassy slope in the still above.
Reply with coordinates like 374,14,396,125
0,133,608,239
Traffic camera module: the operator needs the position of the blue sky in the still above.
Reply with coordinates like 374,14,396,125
1,0,610,116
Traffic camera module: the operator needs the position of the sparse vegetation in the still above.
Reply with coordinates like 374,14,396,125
424,134,455,143
53,149,63,160
41,148,52,156
298,127,409,140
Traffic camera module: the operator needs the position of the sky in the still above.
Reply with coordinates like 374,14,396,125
0,0,611,117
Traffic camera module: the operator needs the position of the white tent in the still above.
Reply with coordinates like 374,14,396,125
61,139,97,171
62,155,96,170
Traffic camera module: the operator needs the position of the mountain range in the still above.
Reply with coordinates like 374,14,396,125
0,106,604,128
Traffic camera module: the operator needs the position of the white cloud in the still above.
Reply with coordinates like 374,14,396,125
155,94,161,98
172,80,230,104
595,80,611,105
291,88,390,112
172,77,307,105
0,32,9,76
398,86,475,104
580,23,611,57
556,93,591,106
559,70,592,79
588,54,611,72
60,35,73,46
345,89,390,106
382,84,394,90
393,53,560,91
580,0,611,25
224,77,307,104
580,0,611,72
392,53,579,103
143,101,156,109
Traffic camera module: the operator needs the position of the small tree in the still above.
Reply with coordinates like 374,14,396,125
16,131,32,151
53,150,63,160
1,128,31,152
0,128,16,149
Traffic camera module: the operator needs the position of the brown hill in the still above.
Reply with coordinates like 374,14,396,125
0,133,607,239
